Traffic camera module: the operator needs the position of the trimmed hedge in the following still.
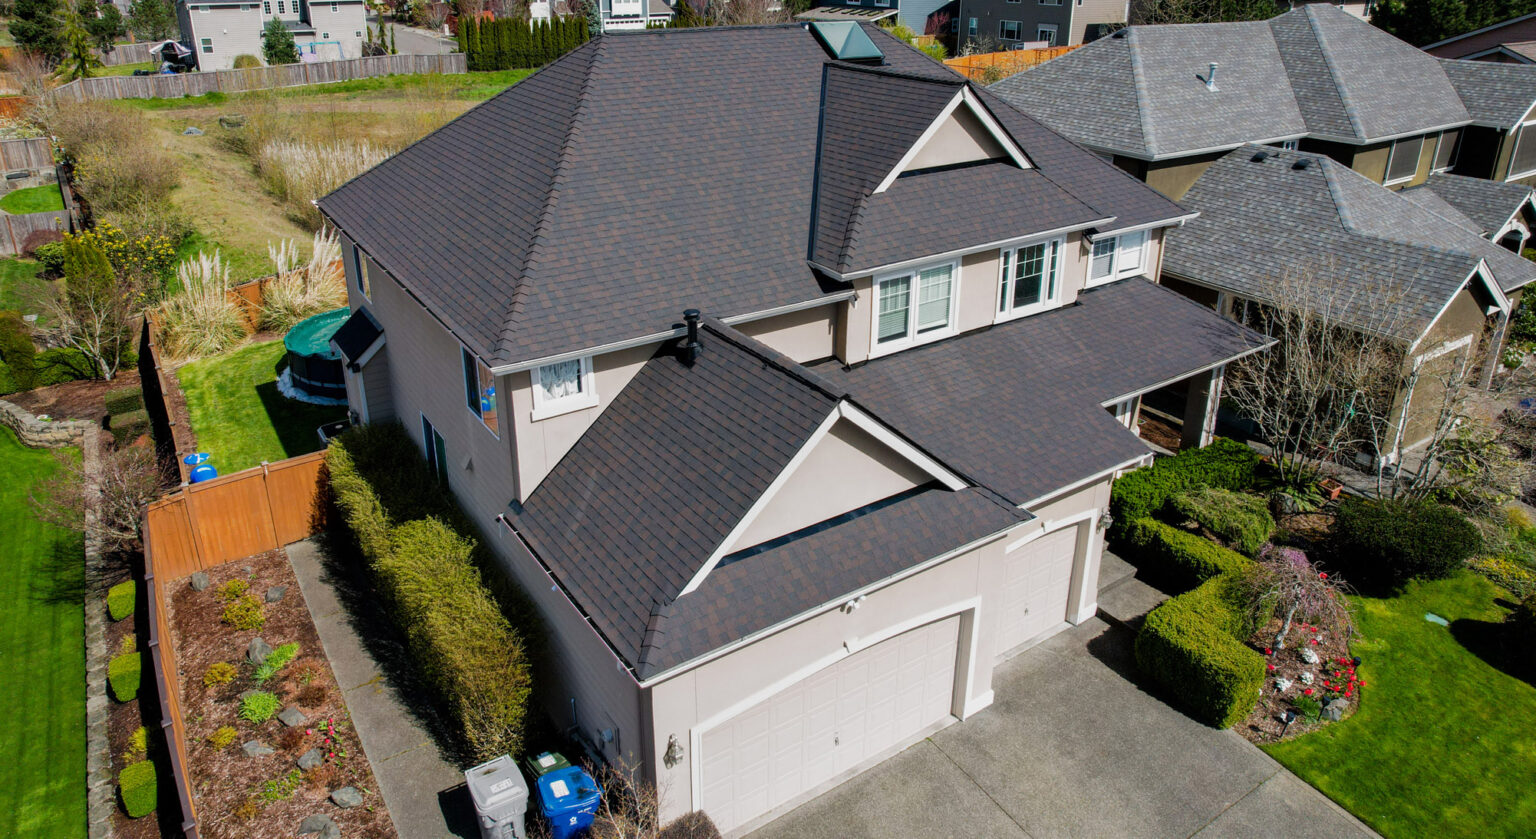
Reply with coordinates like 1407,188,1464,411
1168,486,1275,557
108,652,142,702
107,580,136,621
327,423,534,761
1109,438,1262,542
1125,518,1253,591
1512,592,1536,647
1330,497,1481,590
118,760,157,818
1135,574,1266,728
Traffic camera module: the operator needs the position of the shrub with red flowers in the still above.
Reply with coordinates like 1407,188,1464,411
1235,544,1355,650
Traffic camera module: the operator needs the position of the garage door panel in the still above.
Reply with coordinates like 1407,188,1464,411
700,616,961,832
996,527,1079,657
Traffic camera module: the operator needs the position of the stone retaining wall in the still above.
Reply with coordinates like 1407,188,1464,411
0,398,95,447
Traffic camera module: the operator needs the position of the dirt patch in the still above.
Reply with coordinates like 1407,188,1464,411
8,370,142,423
169,550,396,839
1238,618,1364,745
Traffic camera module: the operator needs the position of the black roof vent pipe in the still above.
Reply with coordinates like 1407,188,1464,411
682,309,703,366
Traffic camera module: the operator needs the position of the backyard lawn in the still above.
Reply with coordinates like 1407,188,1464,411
177,339,345,473
0,427,85,838
0,256,46,313
0,184,65,215
97,62,156,77
1265,572,1536,838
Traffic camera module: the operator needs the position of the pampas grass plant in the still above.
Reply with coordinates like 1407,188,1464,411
158,251,245,362
256,139,390,230
257,229,347,332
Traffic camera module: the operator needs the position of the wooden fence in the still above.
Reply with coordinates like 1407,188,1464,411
0,209,68,255
50,52,468,102
138,313,199,483
101,42,155,66
0,136,53,171
944,45,1078,82
143,516,200,839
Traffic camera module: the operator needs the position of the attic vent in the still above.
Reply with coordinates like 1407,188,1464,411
1250,150,1270,163
809,21,885,64
1205,61,1218,91
1292,158,1313,170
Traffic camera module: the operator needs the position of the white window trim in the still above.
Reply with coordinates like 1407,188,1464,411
462,347,501,438
1085,230,1147,288
869,259,960,359
1383,136,1423,186
1431,129,1459,173
999,20,1021,40
530,356,598,420
996,237,1065,322
1036,23,1058,44
1509,119,1536,181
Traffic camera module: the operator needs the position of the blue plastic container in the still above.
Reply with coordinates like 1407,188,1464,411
536,766,601,839
189,463,218,483
182,452,210,466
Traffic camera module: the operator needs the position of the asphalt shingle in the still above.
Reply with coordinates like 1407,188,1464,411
1410,171,1535,237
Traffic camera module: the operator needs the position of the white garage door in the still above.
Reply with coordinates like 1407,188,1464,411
995,526,1079,658
699,616,960,832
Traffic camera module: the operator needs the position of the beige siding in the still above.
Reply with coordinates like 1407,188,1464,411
1399,284,1488,447
1142,153,1223,201
360,349,394,422
1351,141,1391,184
1068,0,1127,45
957,249,1002,333
736,305,836,363
903,106,1006,172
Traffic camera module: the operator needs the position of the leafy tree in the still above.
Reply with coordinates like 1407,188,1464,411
56,3,103,80
262,16,299,64
672,0,705,28
581,0,599,37
1371,0,1536,46
10,0,66,60
127,0,176,40
83,0,127,54
45,234,138,381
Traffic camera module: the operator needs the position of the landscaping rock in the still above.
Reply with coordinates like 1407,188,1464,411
278,707,306,727
1322,699,1348,722
265,585,287,603
297,748,325,771
189,572,210,591
1299,671,1314,685
182,126,204,136
329,786,363,809
242,740,273,757
298,814,339,838
248,637,273,665
238,689,261,701
1274,678,1292,693
1300,648,1320,665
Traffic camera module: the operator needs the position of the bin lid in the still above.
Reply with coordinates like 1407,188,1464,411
465,756,528,811
536,766,602,816
525,751,571,777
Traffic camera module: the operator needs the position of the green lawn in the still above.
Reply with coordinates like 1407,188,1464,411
176,339,346,473
0,185,65,215
0,257,45,314
1265,572,1536,837
120,68,536,110
96,62,157,77
0,427,85,838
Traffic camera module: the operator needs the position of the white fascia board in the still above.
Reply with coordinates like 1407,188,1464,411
1018,453,1151,511
1096,338,1274,408
871,87,1032,195
1087,212,1199,240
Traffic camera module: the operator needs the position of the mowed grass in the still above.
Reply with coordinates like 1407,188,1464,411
0,257,46,313
96,61,157,77
119,68,534,111
0,427,85,838
1265,573,1536,838
0,184,65,215
177,339,345,473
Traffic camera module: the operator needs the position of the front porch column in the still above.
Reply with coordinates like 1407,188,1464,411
1180,364,1225,450
1480,310,1510,389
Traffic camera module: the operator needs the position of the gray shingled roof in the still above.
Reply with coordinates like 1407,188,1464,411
1166,146,1536,340
320,24,1188,368
812,278,1269,505
990,5,1525,159
1407,172,1534,237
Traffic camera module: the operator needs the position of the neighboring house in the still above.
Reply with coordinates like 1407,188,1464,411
1424,11,1536,63
176,0,367,71
990,5,1536,195
954,0,1125,52
317,22,1264,835
575,0,674,31
1166,146,1536,454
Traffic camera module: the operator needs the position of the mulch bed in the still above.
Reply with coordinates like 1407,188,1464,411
105,590,168,839
8,370,143,423
169,549,396,839
1238,617,1365,745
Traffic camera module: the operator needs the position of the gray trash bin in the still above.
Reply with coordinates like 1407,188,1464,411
465,755,529,839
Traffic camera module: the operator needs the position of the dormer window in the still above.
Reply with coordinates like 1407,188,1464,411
998,238,1062,319
872,262,957,356
1086,230,1147,287
531,356,598,420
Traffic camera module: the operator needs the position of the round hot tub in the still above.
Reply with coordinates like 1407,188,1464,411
282,308,350,401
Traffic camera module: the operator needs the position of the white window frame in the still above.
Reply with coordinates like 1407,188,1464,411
1037,23,1058,44
1432,129,1459,173
530,356,598,420
999,20,1022,40
1086,230,1148,287
1280,139,1299,150
968,17,978,37
869,259,960,358
200,37,213,52
1509,119,1536,181
352,243,370,299
1384,135,1424,186
461,347,500,438
996,237,1064,321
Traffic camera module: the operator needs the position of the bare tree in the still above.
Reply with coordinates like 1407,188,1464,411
32,444,162,553
1235,545,1354,650
37,234,143,381
711,0,789,25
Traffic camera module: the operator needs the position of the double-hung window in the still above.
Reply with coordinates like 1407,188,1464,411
968,17,978,37
531,356,597,419
998,239,1062,319
1087,230,1147,286
263,0,270,12
1036,23,1057,44
352,244,370,298
461,348,499,436
874,262,956,354
999,20,1022,40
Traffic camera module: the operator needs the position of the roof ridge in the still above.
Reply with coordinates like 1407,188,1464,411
1296,5,1365,142
495,39,606,364
1314,154,1357,234
1123,27,1156,157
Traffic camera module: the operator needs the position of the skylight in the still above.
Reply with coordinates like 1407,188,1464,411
809,21,884,63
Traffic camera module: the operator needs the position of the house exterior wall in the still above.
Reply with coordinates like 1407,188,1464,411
905,107,1007,171
959,0,1073,49
736,305,838,363
1068,0,1126,45
1135,152,1222,201
303,2,367,60
182,3,267,71
360,349,394,421
1425,17,1536,59
1398,283,1488,448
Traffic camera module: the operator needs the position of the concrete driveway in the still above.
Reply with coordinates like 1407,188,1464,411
748,618,1377,839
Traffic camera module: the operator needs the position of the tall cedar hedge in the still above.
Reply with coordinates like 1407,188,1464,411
326,423,537,761
1125,518,1253,593
1108,438,1262,542
1329,496,1480,591
1135,574,1266,729
460,15,590,71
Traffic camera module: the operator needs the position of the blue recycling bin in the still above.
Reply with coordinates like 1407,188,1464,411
189,463,218,483
535,766,601,839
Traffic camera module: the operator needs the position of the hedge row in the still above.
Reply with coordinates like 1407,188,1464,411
327,423,533,761
1125,518,1253,592
1109,438,1262,541
1330,496,1481,591
1134,574,1266,728
457,16,590,72
119,760,156,818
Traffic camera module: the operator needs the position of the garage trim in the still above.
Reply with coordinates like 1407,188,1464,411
1004,507,1101,628
687,597,982,814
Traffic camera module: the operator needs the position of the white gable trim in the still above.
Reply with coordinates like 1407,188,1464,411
872,87,1031,195
1408,262,1508,354
678,401,968,596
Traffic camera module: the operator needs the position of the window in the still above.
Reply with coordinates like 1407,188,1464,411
1384,135,1424,184
1280,139,1299,151
331,1,338,9
462,348,499,436
873,262,956,353
321,31,329,37
421,416,447,484
1039,0,1063,5
200,37,213,53
352,244,370,297
1037,23,1057,44
278,0,285,12
531,356,597,419
1433,129,1460,172
197,3,209,10
355,30,362,36
1087,230,1148,286
998,239,1062,318
263,0,270,11
968,17,977,37
999,20,1021,40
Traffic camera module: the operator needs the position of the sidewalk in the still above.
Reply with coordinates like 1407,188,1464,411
288,538,476,839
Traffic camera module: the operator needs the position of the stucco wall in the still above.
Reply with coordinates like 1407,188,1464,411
1141,152,1223,201
905,107,1006,172
736,305,837,363
1399,283,1489,448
